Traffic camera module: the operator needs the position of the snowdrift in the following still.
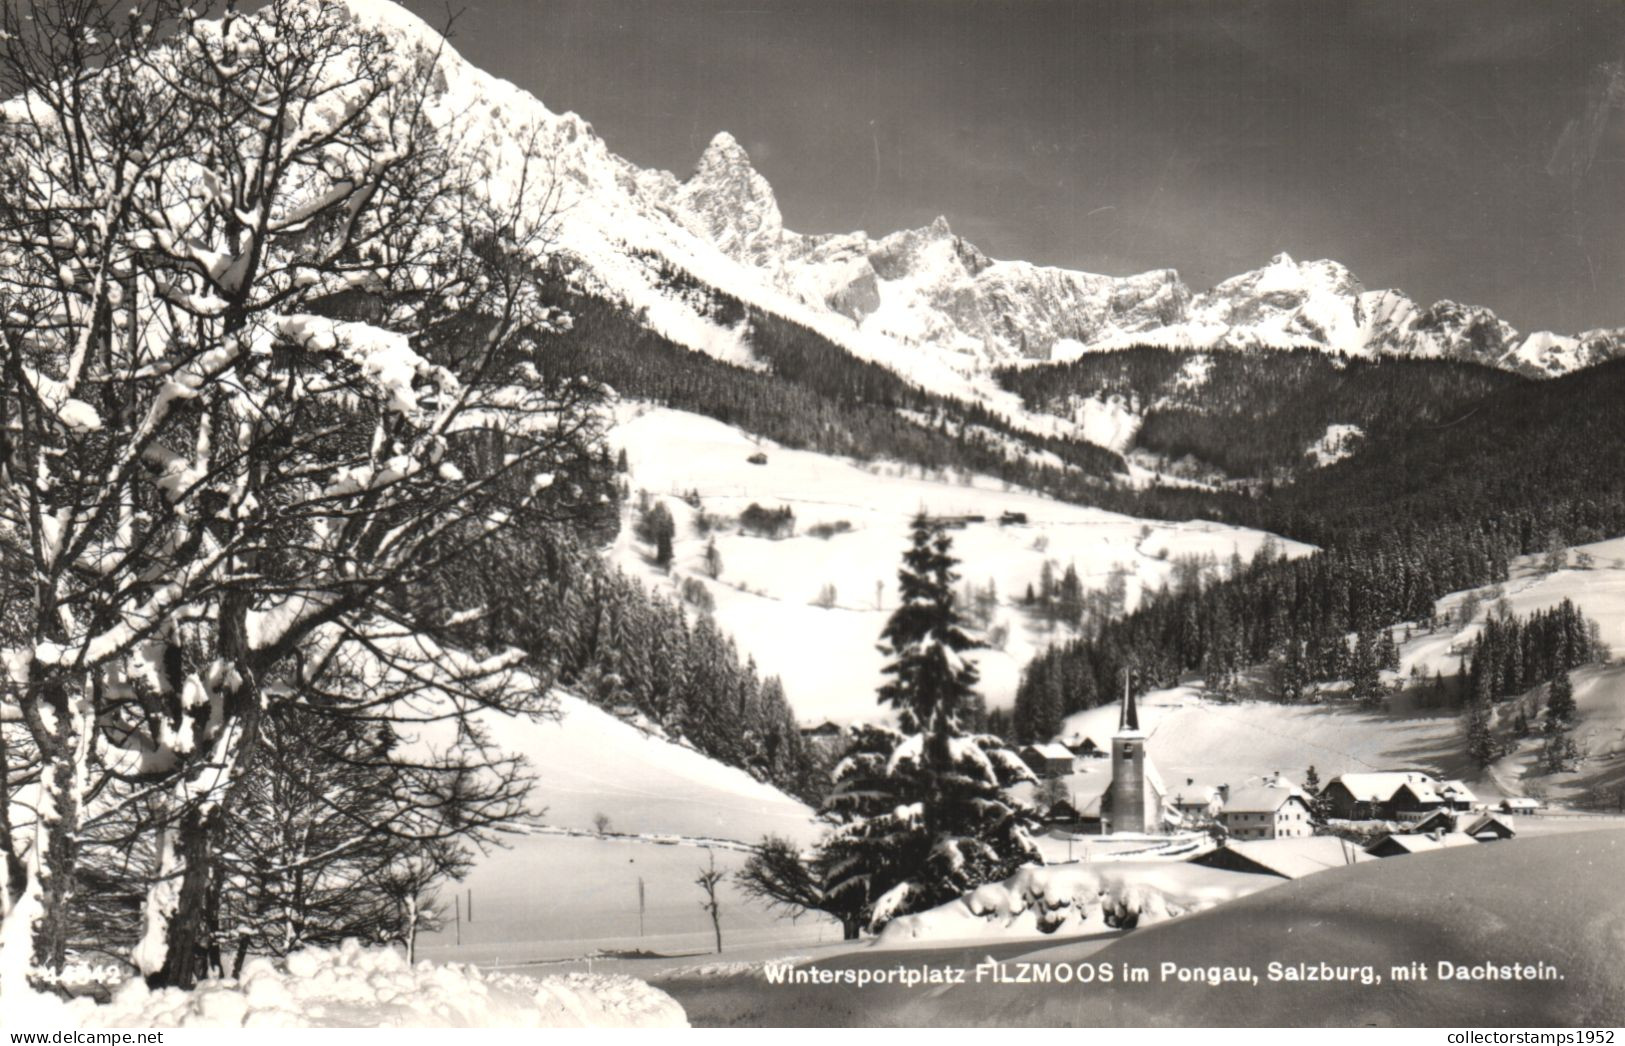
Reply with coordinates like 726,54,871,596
876,860,1275,945
907,830,1625,1026
7,940,686,1029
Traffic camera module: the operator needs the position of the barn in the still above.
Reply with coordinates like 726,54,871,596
1465,813,1517,841
1020,742,1076,779
1364,831,1479,858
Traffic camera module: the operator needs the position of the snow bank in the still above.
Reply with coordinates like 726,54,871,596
29,941,686,1028
876,860,1274,945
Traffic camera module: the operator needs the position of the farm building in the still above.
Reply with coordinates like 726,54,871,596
1061,734,1107,759
1500,797,1541,814
1219,783,1315,840
1321,771,1449,821
1465,813,1517,841
1364,831,1480,859
1020,742,1076,778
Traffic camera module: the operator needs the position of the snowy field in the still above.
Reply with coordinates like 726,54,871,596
610,404,1312,723
1048,536,1625,807
10,940,687,1029
412,693,827,966
876,859,1276,945
660,830,1625,1027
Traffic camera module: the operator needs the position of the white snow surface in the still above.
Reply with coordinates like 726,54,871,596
11,940,686,1028
875,859,1274,944
414,690,824,964
1305,423,1364,467
611,404,1312,723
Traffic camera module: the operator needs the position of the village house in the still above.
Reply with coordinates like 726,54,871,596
1169,777,1227,826
1320,771,1450,821
1062,734,1107,759
1020,742,1076,779
1219,781,1315,840
1464,812,1516,841
1438,779,1477,811
1500,796,1541,814
798,720,846,756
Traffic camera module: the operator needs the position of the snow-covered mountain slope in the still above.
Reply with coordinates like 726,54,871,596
1054,534,1625,808
415,690,825,964
333,0,1617,474
609,404,1312,724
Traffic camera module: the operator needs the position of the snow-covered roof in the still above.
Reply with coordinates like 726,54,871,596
1219,837,1373,878
1365,831,1479,856
1438,779,1477,802
1023,742,1075,761
1331,771,1440,803
1223,784,1310,815
1465,813,1516,838
1501,797,1541,810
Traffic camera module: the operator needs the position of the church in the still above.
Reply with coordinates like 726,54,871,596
1101,683,1168,835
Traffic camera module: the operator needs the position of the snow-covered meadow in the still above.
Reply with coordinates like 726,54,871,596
411,693,826,965
6,939,687,1029
609,404,1312,723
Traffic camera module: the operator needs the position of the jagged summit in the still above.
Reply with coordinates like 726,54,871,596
320,0,1617,382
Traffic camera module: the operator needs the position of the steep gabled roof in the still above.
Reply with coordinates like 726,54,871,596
1465,813,1517,839
1331,771,1440,803
1365,831,1479,856
1438,779,1477,802
1223,784,1309,815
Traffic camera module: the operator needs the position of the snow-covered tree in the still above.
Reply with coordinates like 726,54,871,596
0,0,605,987
841,517,1038,928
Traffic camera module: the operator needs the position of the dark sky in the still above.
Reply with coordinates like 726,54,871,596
401,0,1625,333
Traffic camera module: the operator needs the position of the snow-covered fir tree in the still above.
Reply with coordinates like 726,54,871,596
825,516,1039,931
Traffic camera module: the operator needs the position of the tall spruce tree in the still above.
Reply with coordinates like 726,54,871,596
744,518,1038,936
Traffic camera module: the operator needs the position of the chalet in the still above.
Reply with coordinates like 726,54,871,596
999,511,1028,526
1020,742,1076,779
1464,813,1516,841
1061,733,1107,759
1500,797,1541,814
1321,772,1448,821
610,703,641,721
1220,783,1315,840
799,720,845,755
1438,780,1477,811
1364,831,1479,859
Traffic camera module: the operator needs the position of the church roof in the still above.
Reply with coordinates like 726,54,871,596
1118,682,1140,732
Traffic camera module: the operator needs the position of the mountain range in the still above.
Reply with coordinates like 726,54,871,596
344,0,1623,401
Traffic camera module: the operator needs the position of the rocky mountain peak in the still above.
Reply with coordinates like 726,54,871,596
671,132,785,267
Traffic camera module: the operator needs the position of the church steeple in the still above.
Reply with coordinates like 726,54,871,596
1109,668,1148,833
1117,672,1139,733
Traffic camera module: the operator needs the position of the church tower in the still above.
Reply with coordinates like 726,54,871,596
1109,676,1147,834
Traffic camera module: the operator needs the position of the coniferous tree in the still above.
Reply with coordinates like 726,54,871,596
744,519,1038,936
